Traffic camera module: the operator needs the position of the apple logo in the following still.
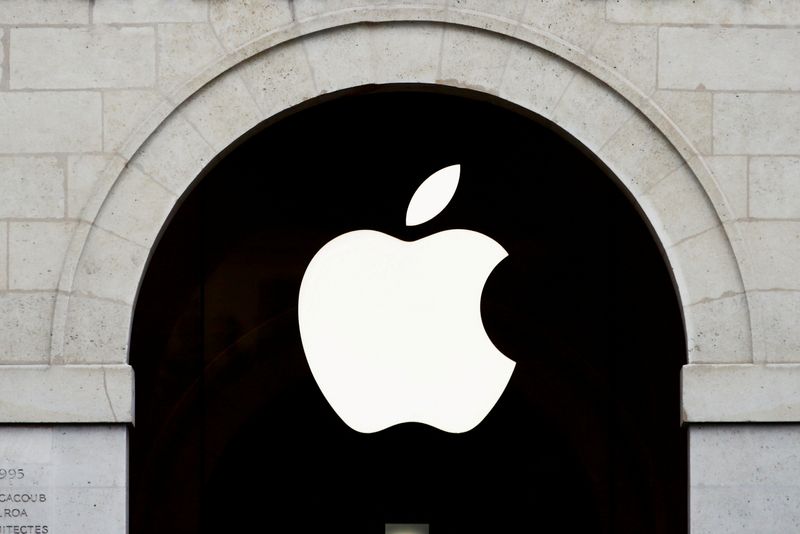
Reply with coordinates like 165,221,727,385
298,164,515,433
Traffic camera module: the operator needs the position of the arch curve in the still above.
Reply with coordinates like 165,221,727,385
52,14,752,369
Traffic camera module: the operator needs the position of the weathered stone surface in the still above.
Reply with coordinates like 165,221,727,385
0,0,89,24
0,157,64,218
0,92,101,153
498,43,574,118
750,290,800,363
660,28,800,92
683,365,800,421
9,222,77,290
0,368,132,422
714,93,800,155
158,23,226,93
669,226,743,305
449,0,527,20
736,221,800,291
67,155,123,220
551,71,635,153
304,24,442,94
0,293,55,364
209,0,293,51
179,72,263,151
293,0,445,19
94,165,177,247
609,0,800,25
750,157,800,219
685,293,751,364
600,111,684,195
440,26,515,93
72,227,148,304
592,23,658,95
238,40,317,119
0,223,7,291
705,156,748,220
652,90,713,155
690,425,800,533
11,27,155,90
94,0,207,23
642,163,719,247
102,89,166,154
135,113,215,195
519,0,607,51
64,297,131,364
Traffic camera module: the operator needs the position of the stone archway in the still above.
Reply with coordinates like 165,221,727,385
47,15,751,422
128,84,689,533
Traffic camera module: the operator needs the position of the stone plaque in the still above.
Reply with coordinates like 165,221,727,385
0,426,126,534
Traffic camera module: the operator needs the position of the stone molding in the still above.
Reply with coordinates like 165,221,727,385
683,364,800,422
0,364,132,422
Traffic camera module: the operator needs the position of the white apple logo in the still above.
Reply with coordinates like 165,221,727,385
298,164,515,433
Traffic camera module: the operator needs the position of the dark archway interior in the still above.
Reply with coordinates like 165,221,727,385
130,85,687,534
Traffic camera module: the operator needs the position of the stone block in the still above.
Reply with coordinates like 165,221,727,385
103,89,166,155
440,25,515,93
608,0,800,26
642,164,719,247
304,24,442,94
293,0,445,19
0,157,65,218
303,25,374,93
600,112,685,195
592,24,658,95
750,290,800,363
714,93,800,155
52,426,126,487
371,23,441,84
498,43,574,119
63,297,131,364
519,0,607,51
660,28,800,92
736,221,800,291
690,425,800,533
210,0,293,51
685,293,751,363
179,73,263,151
158,23,226,93
0,426,127,533
72,227,147,304
0,92,101,153
682,365,800,421
67,155,125,221
551,71,635,154
0,366,132,422
135,113,216,195
0,223,6,290
0,293,55,364
750,157,800,219
11,27,155,90
669,226,743,305
238,40,317,119
9,222,77,291
652,90,713,155
94,165,177,247
449,0,527,20
0,0,89,24
94,0,207,23
705,156,748,220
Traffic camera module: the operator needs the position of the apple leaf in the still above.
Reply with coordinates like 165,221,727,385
405,164,460,226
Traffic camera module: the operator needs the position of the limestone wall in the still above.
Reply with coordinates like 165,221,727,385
0,1,798,531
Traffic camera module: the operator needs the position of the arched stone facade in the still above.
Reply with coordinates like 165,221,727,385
1,2,799,532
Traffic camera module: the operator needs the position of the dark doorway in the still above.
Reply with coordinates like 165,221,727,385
130,85,687,533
